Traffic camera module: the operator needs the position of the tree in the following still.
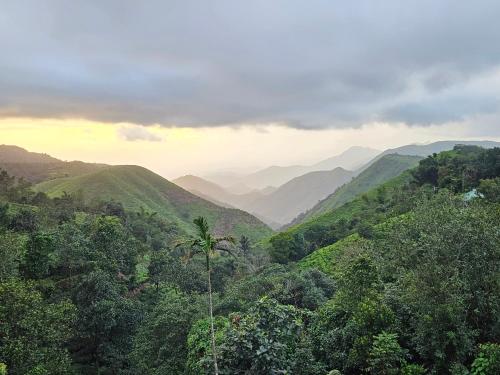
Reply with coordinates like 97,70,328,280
471,343,500,375
269,232,306,263
238,235,251,255
0,232,25,281
367,332,406,375
375,193,500,372
478,177,500,202
0,280,75,374
72,270,142,373
191,298,307,374
178,216,235,375
131,289,205,374
22,231,55,279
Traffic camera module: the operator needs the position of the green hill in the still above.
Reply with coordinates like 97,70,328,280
292,154,422,224
36,165,272,241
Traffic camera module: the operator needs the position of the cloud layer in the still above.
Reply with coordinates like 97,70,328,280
1,0,500,129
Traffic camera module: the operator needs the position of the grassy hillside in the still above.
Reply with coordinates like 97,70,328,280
36,165,272,241
293,154,422,224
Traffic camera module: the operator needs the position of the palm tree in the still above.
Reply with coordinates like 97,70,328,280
178,216,235,375
239,235,251,255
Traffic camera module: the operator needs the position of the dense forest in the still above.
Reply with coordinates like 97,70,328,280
1,145,499,374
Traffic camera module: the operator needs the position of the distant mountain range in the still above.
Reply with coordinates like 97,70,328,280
246,167,354,227
173,175,269,209
3,140,499,235
176,168,354,228
204,146,380,190
178,140,500,228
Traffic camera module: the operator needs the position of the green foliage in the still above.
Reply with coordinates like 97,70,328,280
216,298,306,374
412,146,500,192
478,177,500,202
0,279,75,375
269,231,306,263
367,332,406,374
0,231,25,281
186,316,229,374
471,343,500,375
72,270,142,373
22,231,55,279
0,363,6,375
218,265,335,313
238,235,251,255
130,289,205,375
310,255,395,373
1,146,499,374
375,194,500,372
401,364,427,375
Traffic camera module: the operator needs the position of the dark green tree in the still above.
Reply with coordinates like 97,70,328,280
0,280,75,374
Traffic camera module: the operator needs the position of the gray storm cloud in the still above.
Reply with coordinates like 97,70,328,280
1,0,500,129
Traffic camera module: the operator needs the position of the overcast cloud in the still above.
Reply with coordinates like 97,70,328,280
1,0,500,129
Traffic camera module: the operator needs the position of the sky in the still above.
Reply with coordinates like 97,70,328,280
1,1,500,178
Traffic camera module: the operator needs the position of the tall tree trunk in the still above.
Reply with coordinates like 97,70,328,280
207,254,219,375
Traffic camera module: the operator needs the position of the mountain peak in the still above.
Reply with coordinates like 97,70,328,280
0,144,61,164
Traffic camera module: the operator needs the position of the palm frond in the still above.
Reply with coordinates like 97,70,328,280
215,246,237,258
174,238,203,249
193,216,209,238
215,235,236,244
